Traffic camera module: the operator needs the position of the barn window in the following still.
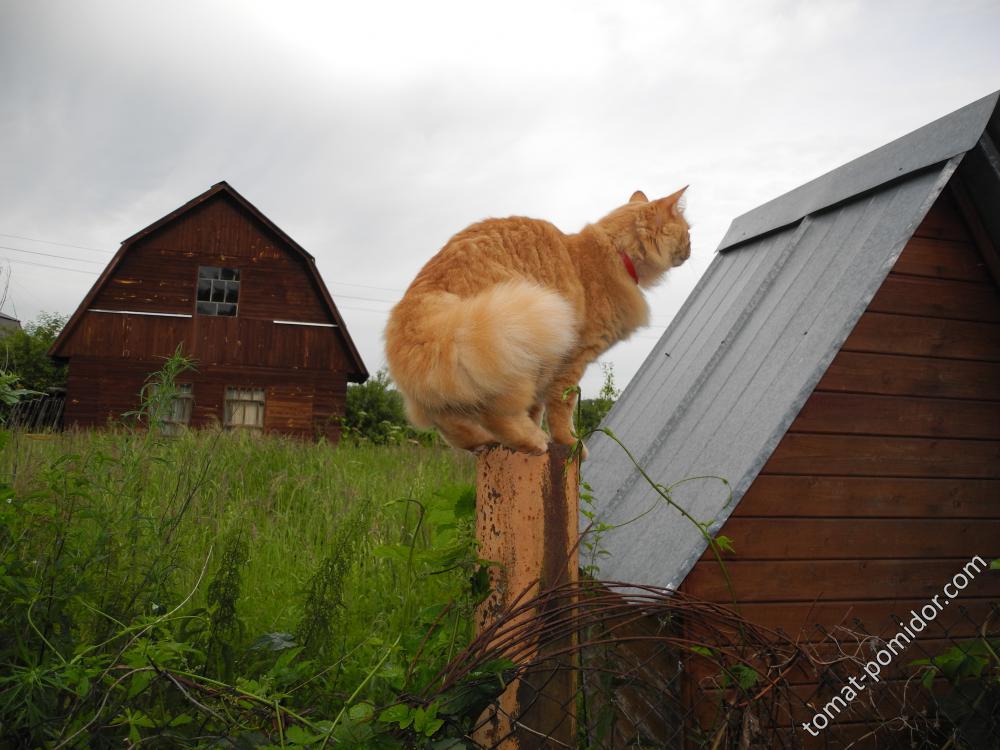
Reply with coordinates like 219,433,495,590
161,383,193,435
196,266,240,316
224,387,265,432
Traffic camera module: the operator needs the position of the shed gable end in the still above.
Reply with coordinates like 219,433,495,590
683,186,1000,623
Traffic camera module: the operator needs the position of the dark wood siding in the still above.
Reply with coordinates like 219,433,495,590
680,189,1000,737
61,312,349,370
63,357,344,441
90,196,333,322
57,190,359,439
684,189,1000,615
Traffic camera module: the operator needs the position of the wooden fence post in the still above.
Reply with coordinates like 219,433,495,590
473,443,580,749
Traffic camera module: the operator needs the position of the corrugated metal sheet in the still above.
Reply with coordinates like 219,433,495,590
718,91,998,251
583,90,1000,590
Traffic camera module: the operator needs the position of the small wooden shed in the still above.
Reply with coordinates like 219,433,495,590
50,182,367,440
586,92,1000,738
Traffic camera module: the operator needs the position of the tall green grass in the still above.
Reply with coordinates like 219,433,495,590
1,427,484,747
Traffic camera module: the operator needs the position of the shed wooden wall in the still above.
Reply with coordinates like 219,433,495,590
680,188,1000,741
59,192,355,440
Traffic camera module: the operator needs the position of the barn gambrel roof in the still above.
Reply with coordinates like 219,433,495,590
584,90,1000,589
50,181,368,381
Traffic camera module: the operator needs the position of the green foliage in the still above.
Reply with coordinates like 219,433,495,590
297,504,373,655
1,311,67,392
124,344,198,432
0,348,489,747
912,637,1000,748
576,362,620,438
0,370,38,423
343,369,436,446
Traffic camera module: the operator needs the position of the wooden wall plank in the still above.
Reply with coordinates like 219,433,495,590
764,434,1000,477
815,351,1000,400
842,312,1000,361
735,599,998,640
867,273,1000,322
734,476,1000,518
712,519,1000,560
685,559,1000,602
894,236,993,282
789,392,1000,439
912,191,972,242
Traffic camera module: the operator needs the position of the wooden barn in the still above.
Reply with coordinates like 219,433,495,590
50,182,367,440
585,91,1000,742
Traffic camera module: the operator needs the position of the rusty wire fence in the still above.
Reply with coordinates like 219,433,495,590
420,581,999,749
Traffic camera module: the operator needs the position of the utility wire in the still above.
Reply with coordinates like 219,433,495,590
0,257,100,275
0,232,111,253
328,280,405,294
0,244,105,265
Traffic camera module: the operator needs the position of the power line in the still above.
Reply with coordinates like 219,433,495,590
0,244,105,265
336,305,392,315
0,232,112,254
329,280,405,294
0,251,672,330
332,292,399,305
1,257,100,275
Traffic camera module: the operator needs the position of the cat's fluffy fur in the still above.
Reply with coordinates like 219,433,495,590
384,187,690,454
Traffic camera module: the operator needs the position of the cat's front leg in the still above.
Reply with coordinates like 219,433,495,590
545,358,588,449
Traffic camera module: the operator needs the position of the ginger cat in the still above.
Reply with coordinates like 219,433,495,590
384,187,690,455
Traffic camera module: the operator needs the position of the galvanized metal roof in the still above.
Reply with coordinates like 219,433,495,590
719,91,999,251
583,91,1000,590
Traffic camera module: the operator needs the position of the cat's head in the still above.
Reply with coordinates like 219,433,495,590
597,187,690,287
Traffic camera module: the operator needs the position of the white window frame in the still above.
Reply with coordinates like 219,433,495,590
224,387,265,432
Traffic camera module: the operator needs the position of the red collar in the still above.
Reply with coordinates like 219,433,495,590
618,249,639,284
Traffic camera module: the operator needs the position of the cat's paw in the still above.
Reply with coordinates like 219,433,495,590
469,442,498,456
523,437,549,456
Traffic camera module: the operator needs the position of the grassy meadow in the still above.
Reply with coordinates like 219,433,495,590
0,427,493,748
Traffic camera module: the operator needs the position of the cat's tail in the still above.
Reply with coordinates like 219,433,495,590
385,280,578,415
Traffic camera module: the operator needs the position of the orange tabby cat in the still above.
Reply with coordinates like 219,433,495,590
384,187,690,454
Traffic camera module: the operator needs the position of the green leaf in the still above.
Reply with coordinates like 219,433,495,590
250,632,297,651
729,664,759,691
921,666,937,690
714,535,736,554
423,716,445,736
285,725,322,745
990,559,1000,570
127,670,155,699
75,674,91,698
379,703,411,725
371,544,411,564
348,701,375,723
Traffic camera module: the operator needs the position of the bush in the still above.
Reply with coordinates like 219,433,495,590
1,311,68,392
343,369,435,446
0,357,488,746
576,362,621,438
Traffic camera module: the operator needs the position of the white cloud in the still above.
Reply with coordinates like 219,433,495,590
0,0,998,395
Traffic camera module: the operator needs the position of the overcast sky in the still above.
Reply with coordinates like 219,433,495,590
1,0,998,396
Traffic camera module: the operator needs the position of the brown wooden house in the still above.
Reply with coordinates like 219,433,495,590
50,181,368,440
585,91,1000,744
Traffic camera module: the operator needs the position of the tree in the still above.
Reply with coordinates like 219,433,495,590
2,312,68,392
342,369,435,445
576,362,621,438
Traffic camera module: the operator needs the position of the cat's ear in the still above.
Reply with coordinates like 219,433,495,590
658,185,689,217
629,190,648,203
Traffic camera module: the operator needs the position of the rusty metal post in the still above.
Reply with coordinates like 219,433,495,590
473,443,580,749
